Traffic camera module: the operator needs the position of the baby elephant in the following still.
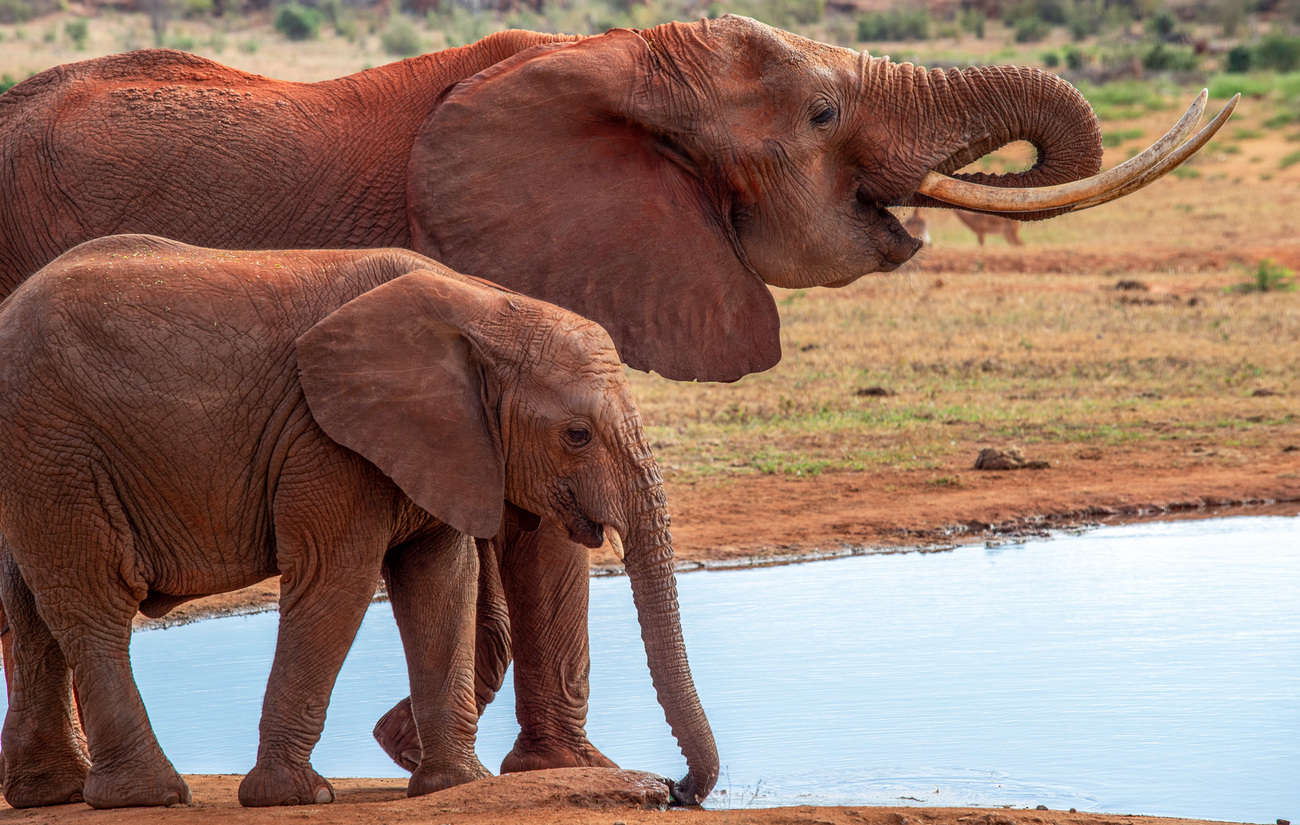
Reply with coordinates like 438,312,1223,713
0,236,716,809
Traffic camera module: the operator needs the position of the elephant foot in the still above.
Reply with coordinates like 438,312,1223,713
238,762,334,807
3,762,89,808
373,696,419,773
500,738,618,774
83,759,189,808
407,759,491,798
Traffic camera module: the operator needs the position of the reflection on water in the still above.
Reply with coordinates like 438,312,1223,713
5,516,1296,822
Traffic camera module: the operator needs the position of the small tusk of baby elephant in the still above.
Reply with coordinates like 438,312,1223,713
916,90,1236,214
606,527,625,561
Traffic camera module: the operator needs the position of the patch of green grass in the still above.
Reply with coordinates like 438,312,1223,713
1281,149,1300,169
1171,166,1202,179
1102,128,1145,147
1208,72,1277,99
1225,259,1297,294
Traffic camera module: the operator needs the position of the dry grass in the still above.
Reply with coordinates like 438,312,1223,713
630,269,1300,481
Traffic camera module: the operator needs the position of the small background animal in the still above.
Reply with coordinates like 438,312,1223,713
954,210,1025,246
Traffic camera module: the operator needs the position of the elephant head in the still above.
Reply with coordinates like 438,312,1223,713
295,271,719,803
408,16,1229,383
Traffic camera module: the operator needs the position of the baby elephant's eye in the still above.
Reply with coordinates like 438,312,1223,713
564,426,592,448
811,103,838,127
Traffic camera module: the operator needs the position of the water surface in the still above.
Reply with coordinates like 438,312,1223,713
9,516,1297,822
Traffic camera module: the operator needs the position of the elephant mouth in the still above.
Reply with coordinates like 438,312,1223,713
551,485,607,548
566,512,605,549
855,193,921,272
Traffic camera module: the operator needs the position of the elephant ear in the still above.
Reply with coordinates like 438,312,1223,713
408,29,781,383
297,270,505,539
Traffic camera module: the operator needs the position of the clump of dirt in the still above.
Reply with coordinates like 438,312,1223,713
973,446,1051,471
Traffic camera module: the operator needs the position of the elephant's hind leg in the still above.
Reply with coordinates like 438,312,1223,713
371,536,510,775
0,549,90,808
5,496,189,809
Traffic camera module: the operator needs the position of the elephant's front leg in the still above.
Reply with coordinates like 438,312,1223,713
383,525,490,797
237,504,387,808
498,518,616,774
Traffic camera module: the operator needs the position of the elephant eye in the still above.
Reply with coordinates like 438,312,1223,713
563,425,592,448
811,103,839,127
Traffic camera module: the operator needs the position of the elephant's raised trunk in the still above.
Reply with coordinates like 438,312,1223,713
889,61,1235,219
884,61,1103,220
617,459,718,805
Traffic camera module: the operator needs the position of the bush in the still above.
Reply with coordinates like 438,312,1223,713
0,0,32,23
65,16,89,49
1226,259,1297,293
1142,42,1200,72
1145,8,1179,41
1013,15,1051,43
958,8,984,38
274,3,320,41
1064,45,1088,71
857,7,930,42
380,16,422,56
0,73,19,95
1225,44,1252,73
1255,33,1300,73
1064,0,1106,42
1043,50,1060,68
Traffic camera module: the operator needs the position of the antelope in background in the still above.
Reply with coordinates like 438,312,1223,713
954,210,1024,246
905,208,1025,247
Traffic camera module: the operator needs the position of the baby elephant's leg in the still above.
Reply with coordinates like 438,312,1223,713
0,549,90,807
237,481,389,808
5,500,189,809
384,525,490,797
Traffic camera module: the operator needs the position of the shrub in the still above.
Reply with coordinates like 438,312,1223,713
274,3,320,41
1064,45,1088,71
0,0,33,23
0,73,18,94
1064,0,1106,42
1141,42,1200,72
1225,44,1252,73
1013,15,1050,43
65,16,89,49
857,8,930,42
380,16,422,56
1043,50,1060,68
1255,33,1300,73
1145,8,1178,41
958,8,984,38
1226,259,1297,293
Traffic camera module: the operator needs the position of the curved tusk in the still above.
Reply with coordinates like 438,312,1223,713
916,89,1217,213
1062,93,1239,213
606,527,625,561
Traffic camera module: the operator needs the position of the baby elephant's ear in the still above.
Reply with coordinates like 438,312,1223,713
297,270,505,539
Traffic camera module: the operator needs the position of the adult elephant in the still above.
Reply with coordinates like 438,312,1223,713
0,14,1227,784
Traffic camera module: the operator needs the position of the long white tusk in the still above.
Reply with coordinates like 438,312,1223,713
606,527,625,561
915,90,1232,214
1061,92,1240,212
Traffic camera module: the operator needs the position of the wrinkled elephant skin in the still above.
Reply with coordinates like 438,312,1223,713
0,237,717,808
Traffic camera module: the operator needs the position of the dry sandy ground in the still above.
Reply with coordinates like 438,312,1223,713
0,770,1267,825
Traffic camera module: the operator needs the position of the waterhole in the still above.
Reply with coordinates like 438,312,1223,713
5,515,1296,821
